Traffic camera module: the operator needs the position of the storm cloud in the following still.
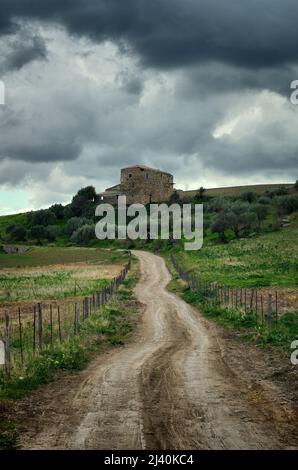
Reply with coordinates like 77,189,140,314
0,1,297,212
0,0,298,69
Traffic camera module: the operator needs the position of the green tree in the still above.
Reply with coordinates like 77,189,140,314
6,224,27,241
194,187,206,202
49,204,65,219
211,210,236,242
240,191,257,203
27,209,57,226
71,224,95,244
29,225,48,243
65,217,91,236
45,225,62,242
251,203,268,226
275,195,298,215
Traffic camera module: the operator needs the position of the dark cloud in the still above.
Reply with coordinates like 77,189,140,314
4,34,47,71
0,1,297,211
1,1,298,70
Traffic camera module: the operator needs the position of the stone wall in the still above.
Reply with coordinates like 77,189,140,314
120,166,174,204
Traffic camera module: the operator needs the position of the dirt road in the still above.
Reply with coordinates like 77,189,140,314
20,251,297,450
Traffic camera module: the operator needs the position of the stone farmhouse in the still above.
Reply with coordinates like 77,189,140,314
99,165,175,205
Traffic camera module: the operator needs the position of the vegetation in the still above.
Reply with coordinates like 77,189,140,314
168,213,298,288
0,259,139,449
167,266,298,353
0,246,129,302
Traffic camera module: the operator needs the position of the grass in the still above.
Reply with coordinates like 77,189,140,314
0,246,130,303
0,257,140,449
0,268,110,303
170,212,298,288
167,267,298,353
0,245,128,269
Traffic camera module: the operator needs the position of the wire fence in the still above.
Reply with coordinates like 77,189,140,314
0,255,131,377
170,254,279,328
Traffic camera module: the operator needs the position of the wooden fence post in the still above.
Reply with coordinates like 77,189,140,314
267,294,273,328
261,294,264,325
37,303,43,351
18,307,24,364
255,291,258,323
33,306,37,354
4,312,11,377
50,304,53,346
250,289,254,311
74,302,80,334
57,305,62,342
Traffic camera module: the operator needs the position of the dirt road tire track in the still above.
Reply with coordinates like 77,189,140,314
19,251,297,450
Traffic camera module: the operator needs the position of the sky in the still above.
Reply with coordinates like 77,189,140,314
0,0,298,214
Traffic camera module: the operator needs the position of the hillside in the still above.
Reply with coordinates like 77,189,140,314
179,183,294,201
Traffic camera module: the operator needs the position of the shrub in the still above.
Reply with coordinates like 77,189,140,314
258,196,271,205
6,223,27,241
275,195,298,215
71,224,95,244
205,197,229,213
27,209,57,226
265,187,288,198
45,225,62,241
250,203,268,224
29,225,49,242
211,210,236,241
65,217,91,236
239,191,257,203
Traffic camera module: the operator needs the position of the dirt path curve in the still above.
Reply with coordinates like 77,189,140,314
20,251,296,450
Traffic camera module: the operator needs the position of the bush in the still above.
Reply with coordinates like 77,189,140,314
250,203,268,224
6,223,27,241
211,210,236,241
258,196,271,205
205,197,229,213
265,187,288,198
45,225,62,241
294,180,298,191
65,217,91,236
71,224,95,244
29,225,49,242
239,191,257,203
275,195,298,215
27,209,57,226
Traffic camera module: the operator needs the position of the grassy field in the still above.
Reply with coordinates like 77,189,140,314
172,212,298,289
0,245,128,268
0,246,129,304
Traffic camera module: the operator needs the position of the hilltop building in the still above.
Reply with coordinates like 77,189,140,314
99,165,175,205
